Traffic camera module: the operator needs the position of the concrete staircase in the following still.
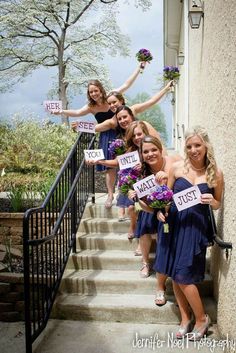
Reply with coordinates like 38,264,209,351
52,193,217,324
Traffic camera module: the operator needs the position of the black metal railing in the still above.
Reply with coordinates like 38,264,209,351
209,205,233,257
23,132,96,353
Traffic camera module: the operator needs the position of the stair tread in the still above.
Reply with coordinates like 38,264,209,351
55,293,216,310
63,268,212,282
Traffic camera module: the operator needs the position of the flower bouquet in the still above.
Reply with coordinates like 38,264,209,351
136,48,153,73
146,185,173,233
108,139,126,159
163,66,180,81
117,168,141,195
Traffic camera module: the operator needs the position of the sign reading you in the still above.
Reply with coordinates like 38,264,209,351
117,151,140,170
133,174,158,199
84,149,105,162
44,100,62,112
76,120,96,134
173,185,201,211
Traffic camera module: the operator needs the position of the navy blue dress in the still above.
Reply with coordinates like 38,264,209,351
135,210,158,238
116,193,134,208
153,177,213,284
95,110,117,172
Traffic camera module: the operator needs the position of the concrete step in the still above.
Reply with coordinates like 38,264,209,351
60,269,213,297
83,203,121,219
66,250,155,270
52,293,217,324
79,217,132,234
76,231,156,251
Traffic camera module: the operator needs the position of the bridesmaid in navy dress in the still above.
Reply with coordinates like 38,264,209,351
51,63,144,208
155,126,224,340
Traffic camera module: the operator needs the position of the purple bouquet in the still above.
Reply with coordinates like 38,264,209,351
117,168,141,195
146,185,173,209
163,66,180,81
146,185,173,233
108,139,126,159
136,48,153,73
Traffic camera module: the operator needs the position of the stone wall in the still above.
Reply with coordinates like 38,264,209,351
0,213,24,252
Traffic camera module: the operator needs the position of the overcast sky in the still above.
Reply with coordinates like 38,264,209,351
0,1,173,144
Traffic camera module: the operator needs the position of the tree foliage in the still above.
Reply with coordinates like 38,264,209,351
126,92,168,144
0,0,152,123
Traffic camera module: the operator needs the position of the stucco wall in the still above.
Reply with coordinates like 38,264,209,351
188,0,236,339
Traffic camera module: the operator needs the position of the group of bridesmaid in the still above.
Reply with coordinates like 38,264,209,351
52,62,224,341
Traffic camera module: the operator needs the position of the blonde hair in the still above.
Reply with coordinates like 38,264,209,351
184,126,218,187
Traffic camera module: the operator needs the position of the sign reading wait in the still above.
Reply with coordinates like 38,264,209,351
133,174,158,199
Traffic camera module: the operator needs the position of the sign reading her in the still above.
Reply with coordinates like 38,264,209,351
76,120,96,134
44,100,62,112
117,151,140,170
173,185,201,211
133,174,158,199
84,149,105,162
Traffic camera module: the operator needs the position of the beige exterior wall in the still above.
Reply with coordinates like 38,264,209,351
186,0,236,339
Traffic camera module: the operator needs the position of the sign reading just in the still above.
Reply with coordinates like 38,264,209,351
173,185,202,211
117,151,140,170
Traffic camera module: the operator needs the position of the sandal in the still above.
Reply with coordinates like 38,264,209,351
134,249,142,256
176,320,192,339
155,290,166,306
105,196,113,209
140,263,150,278
187,314,211,341
127,233,135,239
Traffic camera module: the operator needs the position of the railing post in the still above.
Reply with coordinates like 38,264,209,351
23,214,32,353
71,145,77,253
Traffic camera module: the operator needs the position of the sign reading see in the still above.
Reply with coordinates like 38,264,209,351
173,185,201,211
43,100,62,112
76,120,96,134
84,149,105,162
133,175,158,199
117,151,140,170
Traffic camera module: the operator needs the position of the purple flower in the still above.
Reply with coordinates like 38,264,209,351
117,168,141,195
146,185,173,209
136,48,153,63
108,139,126,159
163,65,180,81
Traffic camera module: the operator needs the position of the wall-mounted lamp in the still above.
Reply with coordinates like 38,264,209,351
188,1,204,29
177,52,185,65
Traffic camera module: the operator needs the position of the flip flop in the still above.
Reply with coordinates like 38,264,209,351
105,196,113,209
134,249,142,256
127,233,135,239
155,290,166,306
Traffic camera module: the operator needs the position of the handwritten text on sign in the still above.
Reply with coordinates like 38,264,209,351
173,185,201,211
133,174,158,199
43,100,62,112
76,120,96,134
117,151,140,170
84,149,105,162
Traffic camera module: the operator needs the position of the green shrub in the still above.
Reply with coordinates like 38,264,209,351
0,117,76,173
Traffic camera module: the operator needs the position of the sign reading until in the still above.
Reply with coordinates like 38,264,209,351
76,120,96,134
117,151,140,170
133,174,158,199
84,149,105,162
173,185,201,211
43,100,62,112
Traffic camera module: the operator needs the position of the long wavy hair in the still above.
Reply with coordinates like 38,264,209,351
106,91,126,105
140,135,163,177
87,80,107,107
125,121,149,152
184,126,218,187
115,105,136,139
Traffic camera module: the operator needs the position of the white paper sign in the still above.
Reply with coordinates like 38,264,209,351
173,185,201,211
133,174,158,199
76,120,96,134
117,151,140,170
43,100,62,112
84,149,105,161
